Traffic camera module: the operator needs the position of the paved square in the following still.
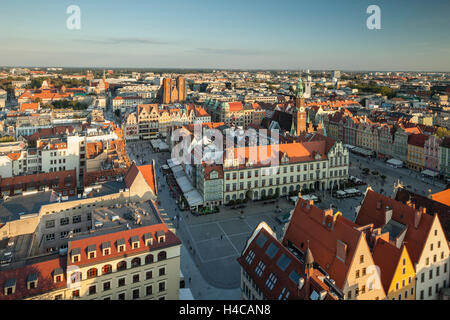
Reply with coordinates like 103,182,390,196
218,219,252,236
196,237,237,262
229,233,252,254
189,223,224,242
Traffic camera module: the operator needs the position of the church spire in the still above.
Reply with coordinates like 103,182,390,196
296,74,304,99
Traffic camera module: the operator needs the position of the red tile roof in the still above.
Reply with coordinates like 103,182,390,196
282,197,363,289
237,226,338,300
408,133,428,148
68,224,180,268
355,189,436,264
371,239,404,293
0,255,67,300
395,187,450,240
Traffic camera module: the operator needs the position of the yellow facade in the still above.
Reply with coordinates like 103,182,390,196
407,144,424,171
386,246,416,300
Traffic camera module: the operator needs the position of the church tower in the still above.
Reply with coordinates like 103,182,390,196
295,76,307,136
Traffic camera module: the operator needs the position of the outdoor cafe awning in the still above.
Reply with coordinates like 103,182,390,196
421,169,439,178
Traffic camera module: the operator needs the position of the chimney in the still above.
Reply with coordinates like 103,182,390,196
322,209,333,225
414,210,422,229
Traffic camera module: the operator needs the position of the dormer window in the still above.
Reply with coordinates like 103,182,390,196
71,248,81,263
156,231,166,244
102,242,111,256
53,268,64,283
87,245,97,259
4,279,16,295
117,238,126,252
144,233,153,246
131,236,140,249
27,274,38,290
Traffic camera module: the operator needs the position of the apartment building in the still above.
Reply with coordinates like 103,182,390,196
0,217,180,300
135,104,211,140
137,104,161,140
424,135,441,173
0,163,181,301
439,137,450,181
221,139,349,204
355,189,450,300
204,99,265,128
112,96,147,112
122,112,139,142
407,133,428,171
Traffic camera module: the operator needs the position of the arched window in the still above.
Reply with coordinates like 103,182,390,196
87,268,98,279
158,251,167,262
117,261,127,271
145,254,154,265
131,257,141,268
102,264,112,275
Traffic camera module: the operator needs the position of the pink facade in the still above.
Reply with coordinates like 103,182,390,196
424,135,441,172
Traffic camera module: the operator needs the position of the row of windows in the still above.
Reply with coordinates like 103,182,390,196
419,280,447,299
73,281,167,299
46,214,85,229
425,252,447,266
419,263,448,283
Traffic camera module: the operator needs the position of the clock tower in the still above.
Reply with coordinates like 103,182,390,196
295,76,307,136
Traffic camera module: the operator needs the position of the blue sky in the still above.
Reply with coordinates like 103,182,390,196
1,0,449,71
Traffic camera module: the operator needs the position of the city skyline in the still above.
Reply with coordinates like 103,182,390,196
1,0,450,71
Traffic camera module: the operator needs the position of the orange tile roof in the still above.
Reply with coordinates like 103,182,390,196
19,103,39,112
138,164,156,195
431,189,450,207
232,141,329,167
86,142,103,159
124,162,156,195
228,102,243,112
7,152,21,161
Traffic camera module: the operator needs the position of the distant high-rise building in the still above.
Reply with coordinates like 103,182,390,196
176,76,186,102
161,76,186,104
332,70,341,80
162,78,173,104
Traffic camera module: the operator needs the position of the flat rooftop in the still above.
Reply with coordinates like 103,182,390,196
0,192,53,223
0,181,127,224
71,200,164,241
